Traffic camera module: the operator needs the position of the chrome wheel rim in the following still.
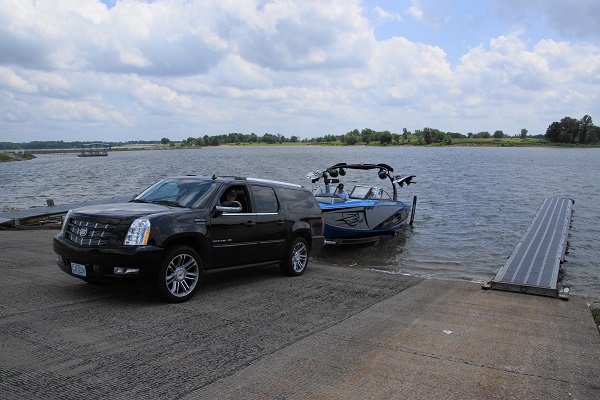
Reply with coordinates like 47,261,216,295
291,241,308,273
165,253,199,298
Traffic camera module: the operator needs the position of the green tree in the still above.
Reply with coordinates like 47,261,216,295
402,128,409,142
545,122,560,142
520,129,528,139
578,115,593,144
423,128,433,144
380,130,392,145
493,130,504,139
588,125,600,144
361,128,376,143
181,137,195,146
161,137,170,145
559,117,579,143
345,129,360,145
262,133,276,143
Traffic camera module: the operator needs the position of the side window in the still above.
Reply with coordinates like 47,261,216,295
219,185,250,213
251,186,279,213
279,188,321,214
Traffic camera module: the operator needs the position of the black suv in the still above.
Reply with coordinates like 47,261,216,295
53,175,325,302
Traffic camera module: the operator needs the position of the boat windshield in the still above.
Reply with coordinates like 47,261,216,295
314,185,337,197
349,185,392,201
134,178,219,209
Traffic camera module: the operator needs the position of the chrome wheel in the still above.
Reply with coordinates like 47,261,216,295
154,246,203,303
165,253,199,298
280,237,309,276
291,241,308,273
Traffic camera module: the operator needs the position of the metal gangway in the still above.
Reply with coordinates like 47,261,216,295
485,197,574,299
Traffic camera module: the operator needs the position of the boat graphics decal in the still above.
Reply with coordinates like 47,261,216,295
334,211,363,227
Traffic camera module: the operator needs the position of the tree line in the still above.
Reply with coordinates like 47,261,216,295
2,114,597,150
179,127,538,147
178,132,300,147
544,115,599,144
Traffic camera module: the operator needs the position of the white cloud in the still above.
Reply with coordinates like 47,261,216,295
408,0,424,21
454,33,600,131
0,0,598,142
0,67,37,93
374,6,402,22
130,76,193,114
229,1,375,71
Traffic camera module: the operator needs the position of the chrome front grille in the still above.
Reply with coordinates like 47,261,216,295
65,217,116,246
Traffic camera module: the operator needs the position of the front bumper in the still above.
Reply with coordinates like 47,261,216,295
53,234,164,286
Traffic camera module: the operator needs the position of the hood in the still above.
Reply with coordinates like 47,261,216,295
72,202,180,220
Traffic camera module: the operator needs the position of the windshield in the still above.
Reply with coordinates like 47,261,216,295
348,185,393,200
134,178,219,209
314,185,337,197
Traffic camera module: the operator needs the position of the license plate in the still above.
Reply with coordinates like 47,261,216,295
71,262,87,277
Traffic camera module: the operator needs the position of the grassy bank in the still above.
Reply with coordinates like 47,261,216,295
0,152,36,162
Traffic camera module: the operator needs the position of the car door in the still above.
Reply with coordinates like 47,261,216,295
208,185,259,267
249,185,289,261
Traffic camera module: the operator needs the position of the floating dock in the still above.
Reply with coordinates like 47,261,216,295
0,196,131,228
485,197,574,299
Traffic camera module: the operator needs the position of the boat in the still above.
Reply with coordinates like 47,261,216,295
78,143,109,157
307,163,416,245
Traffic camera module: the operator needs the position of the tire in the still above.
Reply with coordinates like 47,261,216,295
280,237,309,276
153,245,203,303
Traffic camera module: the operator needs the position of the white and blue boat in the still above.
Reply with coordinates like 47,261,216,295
307,163,416,245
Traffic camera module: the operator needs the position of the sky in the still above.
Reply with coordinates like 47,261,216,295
0,0,599,143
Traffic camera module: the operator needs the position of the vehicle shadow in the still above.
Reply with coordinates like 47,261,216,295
66,263,287,305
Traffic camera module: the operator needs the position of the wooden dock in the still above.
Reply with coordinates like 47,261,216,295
485,197,574,299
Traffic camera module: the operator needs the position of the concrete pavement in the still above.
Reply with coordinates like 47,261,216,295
0,229,598,399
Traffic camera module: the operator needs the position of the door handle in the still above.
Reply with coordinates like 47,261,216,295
245,221,256,227
276,220,285,225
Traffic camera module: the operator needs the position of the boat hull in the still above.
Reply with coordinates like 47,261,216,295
320,200,410,240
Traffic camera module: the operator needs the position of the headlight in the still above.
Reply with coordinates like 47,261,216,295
61,210,73,235
124,218,151,245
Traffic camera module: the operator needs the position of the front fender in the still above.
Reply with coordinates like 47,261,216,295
150,212,208,246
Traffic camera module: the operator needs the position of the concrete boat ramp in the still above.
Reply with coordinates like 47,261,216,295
0,229,598,399
0,199,598,399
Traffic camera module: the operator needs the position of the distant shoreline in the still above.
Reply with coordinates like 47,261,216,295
2,141,598,162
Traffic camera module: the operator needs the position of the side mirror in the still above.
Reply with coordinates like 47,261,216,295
215,200,242,214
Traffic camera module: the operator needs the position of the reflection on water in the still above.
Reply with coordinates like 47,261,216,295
1,146,599,301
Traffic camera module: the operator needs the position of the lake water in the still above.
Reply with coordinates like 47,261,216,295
1,146,599,302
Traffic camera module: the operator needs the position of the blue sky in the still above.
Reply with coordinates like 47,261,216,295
365,0,495,63
1,0,598,142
